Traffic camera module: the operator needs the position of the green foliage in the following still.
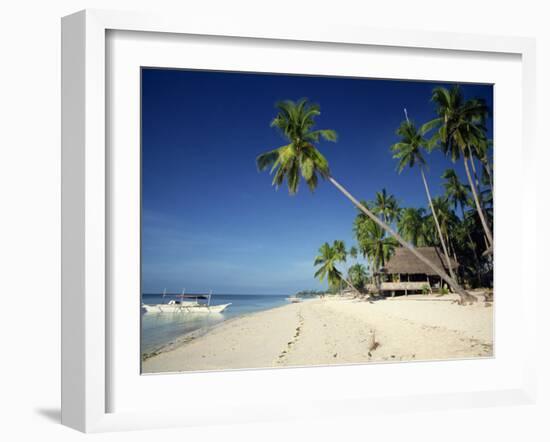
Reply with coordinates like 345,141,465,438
398,207,428,247
354,209,398,274
427,85,489,163
257,98,336,194
332,240,347,262
313,240,347,290
347,263,368,291
442,169,469,212
430,196,459,244
421,285,430,295
388,87,493,290
371,188,401,224
390,119,430,174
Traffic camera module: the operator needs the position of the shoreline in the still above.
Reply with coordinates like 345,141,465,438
141,299,312,360
142,296,493,373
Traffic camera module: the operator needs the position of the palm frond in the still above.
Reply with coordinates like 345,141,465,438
256,146,284,171
420,118,441,135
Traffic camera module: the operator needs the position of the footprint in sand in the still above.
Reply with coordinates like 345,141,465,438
275,310,304,364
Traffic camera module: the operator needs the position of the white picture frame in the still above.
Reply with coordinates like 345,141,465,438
61,9,537,433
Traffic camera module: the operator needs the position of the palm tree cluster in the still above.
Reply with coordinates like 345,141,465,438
394,175,492,287
257,86,493,303
390,86,493,287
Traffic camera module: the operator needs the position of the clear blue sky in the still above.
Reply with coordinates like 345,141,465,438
141,69,493,295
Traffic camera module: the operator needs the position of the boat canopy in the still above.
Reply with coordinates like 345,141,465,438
166,293,210,300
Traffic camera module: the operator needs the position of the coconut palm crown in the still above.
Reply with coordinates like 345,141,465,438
314,242,344,289
256,98,337,194
426,85,489,162
442,169,469,213
391,120,431,173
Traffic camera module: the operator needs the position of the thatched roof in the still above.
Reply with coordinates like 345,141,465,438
382,247,458,276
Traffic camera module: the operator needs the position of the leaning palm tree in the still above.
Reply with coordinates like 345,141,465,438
313,240,360,293
257,98,474,303
346,245,364,292
314,240,359,293
390,118,457,282
332,239,350,293
426,86,493,252
313,242,343,290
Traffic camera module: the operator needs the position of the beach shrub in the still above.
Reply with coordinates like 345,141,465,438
421,284,430,295
438,286,449,295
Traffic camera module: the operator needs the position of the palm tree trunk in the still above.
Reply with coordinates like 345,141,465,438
468,146,493,228
461,204,482,286
373,258,381,288
469,149,481,191
483,160,494,196
462,152,494,251
327,176,475,304
445,232,461,283
342,275,361,296
420,168,457,282
483,234,490,253
468,148,494,205
446,232,458,263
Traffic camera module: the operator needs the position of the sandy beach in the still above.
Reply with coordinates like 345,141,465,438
142,296,493,373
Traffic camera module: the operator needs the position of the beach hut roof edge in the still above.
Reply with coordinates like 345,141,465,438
383,246,459,276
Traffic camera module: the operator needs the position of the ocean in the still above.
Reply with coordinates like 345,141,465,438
141,293,289,355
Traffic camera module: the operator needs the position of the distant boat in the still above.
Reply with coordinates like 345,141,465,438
142,289,231,314
286,296,302,303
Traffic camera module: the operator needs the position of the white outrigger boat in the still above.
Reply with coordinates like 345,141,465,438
286,295,302,303
142,289,231,314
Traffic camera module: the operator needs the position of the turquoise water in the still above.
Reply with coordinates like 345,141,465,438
141,294,289,355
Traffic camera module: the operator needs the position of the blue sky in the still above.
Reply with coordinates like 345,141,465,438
141,69,493,295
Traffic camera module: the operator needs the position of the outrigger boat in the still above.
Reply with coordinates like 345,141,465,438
285,295,302,303
142,289,231,314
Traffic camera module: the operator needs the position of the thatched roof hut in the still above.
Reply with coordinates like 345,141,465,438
382,246,458,276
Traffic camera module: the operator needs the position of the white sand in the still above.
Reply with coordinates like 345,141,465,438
142,297,493,373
